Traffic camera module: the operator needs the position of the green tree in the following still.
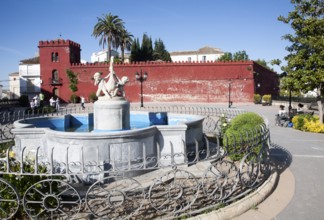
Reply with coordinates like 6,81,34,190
92,13,125,62
130,38,141,62
255,59,274,71
118,28,133,63
233,50,249,61
153,38,171,61
218,51,249,61
278,0,324,123
66,69,78,93
218,52,233,61
141,33,153,61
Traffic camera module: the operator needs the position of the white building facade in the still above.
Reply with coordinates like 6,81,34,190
9,57,41,99
91,49,119,63
170,46,224,62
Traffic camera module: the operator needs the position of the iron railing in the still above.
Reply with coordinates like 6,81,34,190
0,105,272,219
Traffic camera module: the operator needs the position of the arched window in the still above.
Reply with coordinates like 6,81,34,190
52,69,59,83
51,52,59,62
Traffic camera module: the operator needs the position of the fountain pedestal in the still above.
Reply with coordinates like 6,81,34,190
93,97,130,131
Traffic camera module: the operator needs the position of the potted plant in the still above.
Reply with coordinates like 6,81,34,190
262,94,272,106
253,94,261,104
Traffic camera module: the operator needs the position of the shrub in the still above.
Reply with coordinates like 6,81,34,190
1,97,9,102
262,94,272,105
292,114,324,133
223,112,264,161
18,95,29,107
70,94,79,103
219,114,230,137
89,92,98,103
253,94,261,104
0,143,64,218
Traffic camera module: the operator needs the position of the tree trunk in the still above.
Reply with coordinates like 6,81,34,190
318,100,323,124
121,46,125,63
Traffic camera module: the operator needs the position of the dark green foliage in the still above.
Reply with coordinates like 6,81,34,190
119,29,133,63
233,50,249,61
218,51,249,61
66,69,78,93
278,0,324,123
141,33,153,61
218,52,233,61
92,13,125,61
130,34,171,62
254,94,261,104
89,92,98,102
223,112,264,161
18,95,29,107
70,94,79,103
130,38,141,62
255,59,274,71
153,38,172,62
1,97,9,102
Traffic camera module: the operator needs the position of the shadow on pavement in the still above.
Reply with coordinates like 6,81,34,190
270,142,293,175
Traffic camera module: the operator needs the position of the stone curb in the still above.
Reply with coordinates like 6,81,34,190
189,170,279,220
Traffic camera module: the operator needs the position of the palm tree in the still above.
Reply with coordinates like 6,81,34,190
92,13,124,62
118,28,133,63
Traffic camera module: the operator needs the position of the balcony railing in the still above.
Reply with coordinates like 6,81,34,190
49,77,63,85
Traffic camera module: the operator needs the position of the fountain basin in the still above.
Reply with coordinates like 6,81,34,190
12,111,205,175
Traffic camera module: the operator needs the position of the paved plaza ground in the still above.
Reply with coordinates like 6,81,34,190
79,101,324,220
228,103,324,220
7,101,324,219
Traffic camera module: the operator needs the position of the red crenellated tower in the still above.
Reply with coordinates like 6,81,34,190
38,39,81,102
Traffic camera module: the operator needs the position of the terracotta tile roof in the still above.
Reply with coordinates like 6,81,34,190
170,46,223,55
20,56,40,64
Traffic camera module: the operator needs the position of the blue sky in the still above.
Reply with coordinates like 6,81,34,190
0,0,294,90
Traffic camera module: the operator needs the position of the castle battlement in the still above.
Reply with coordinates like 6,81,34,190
70,60,254,67
38,39,80,48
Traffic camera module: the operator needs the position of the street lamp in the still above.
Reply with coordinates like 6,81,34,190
228,80,233,108
135,70,148,107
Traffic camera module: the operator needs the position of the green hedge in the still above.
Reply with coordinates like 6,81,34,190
223,112,264,161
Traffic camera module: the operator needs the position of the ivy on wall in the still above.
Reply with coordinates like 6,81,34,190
66,69,78,93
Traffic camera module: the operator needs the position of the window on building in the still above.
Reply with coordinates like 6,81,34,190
202,56,207,62
188,57,191,62
51,52,59,62
52,70,59,83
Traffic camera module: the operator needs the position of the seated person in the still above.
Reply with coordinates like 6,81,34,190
276,105,287,125
278,105,287,116
297,103,304,114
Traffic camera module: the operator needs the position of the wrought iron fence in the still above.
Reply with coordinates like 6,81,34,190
0,105,272,219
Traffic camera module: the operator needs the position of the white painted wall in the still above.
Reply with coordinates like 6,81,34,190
91,49,119,63
170,47,224,62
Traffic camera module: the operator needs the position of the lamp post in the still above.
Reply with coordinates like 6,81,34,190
135,70,148,107
228,80,232,108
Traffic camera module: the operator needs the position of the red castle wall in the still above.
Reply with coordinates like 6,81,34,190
38,39,279,104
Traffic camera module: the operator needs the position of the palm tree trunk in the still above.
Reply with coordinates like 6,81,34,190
107,37,112,62
121,46,125,63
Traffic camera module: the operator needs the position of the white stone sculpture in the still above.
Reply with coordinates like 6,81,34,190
93,56,129,98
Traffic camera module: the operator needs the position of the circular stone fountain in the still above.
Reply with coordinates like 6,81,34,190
12,58,205,181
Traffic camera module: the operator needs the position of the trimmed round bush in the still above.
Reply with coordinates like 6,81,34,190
223,112,264,161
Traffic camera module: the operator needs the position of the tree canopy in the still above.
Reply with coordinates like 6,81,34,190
278,0,324,123
130,33,171,62
218,51,249,61
92,13,125,62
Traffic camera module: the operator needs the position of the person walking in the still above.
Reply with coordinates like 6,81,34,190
81,96,85,110
55,97,60,112
39,93,45,107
